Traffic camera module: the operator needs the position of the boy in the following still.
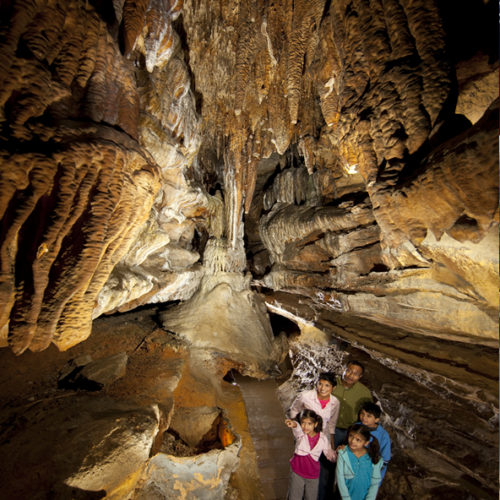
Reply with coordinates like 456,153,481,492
359,401,391,480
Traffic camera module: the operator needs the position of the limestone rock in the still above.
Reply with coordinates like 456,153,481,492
0,0,497,356
170,406,222,448
62,352,128,390
0,394,160,497
133,411,241,499
64,401,160,492
58,354,94,382
160,272,283,378
0,1,497,495
456,54,499,124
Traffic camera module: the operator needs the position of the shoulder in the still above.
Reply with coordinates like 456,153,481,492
330,394,340,405
295,389,314,401
356,381,371,397
373,424,389,436
378,424,389,435
377,425,391,442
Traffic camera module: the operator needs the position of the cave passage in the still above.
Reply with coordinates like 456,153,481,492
236,374,295,500
0,0,497,498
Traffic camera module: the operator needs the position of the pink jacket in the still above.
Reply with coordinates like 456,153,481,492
291,425,336,462
289,389,340,436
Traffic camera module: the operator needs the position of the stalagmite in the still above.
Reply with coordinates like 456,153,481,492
0,0,497,498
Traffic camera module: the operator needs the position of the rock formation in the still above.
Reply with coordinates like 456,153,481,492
0,0,497,498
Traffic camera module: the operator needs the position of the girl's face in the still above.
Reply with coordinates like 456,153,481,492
300,417,317,436
316,379,334,399
348,432,369,453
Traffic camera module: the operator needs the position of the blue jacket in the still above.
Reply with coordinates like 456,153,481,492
369,423,391,479
356,422,390,480
336,447,383,500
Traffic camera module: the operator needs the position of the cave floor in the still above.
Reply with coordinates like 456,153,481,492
0,306,498,499
0,307,268,499
236,375,295,500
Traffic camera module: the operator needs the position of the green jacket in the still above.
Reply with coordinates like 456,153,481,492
333,377,372,429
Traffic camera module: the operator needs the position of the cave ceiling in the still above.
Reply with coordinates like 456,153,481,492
0,0,498,354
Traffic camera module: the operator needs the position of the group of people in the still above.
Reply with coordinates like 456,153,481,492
284,360,391,500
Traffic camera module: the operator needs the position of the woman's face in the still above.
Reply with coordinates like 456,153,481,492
316,379,334,399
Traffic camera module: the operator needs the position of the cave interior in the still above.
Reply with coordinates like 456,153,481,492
0,0,498,498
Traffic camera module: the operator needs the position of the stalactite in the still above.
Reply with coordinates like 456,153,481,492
286,0,324,125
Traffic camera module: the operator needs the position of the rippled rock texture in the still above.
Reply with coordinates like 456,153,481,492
1,0,496,352
0,0,497,497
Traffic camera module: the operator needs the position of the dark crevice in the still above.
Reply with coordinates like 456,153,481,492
173,14,204,115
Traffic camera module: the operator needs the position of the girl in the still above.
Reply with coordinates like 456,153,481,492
335,424,383,500
285,409,336,500
288,372,340,500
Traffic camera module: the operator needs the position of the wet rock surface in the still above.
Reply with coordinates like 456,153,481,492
0,309,261,499
0,0,496,355
0,307,496,498
0,1,497,498
58,352,128,391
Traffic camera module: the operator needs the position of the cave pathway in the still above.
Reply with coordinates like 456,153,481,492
236,375,294,500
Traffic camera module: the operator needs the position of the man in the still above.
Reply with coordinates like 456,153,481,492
332,360,372,448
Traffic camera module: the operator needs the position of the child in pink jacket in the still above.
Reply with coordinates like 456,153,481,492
285,409,337,500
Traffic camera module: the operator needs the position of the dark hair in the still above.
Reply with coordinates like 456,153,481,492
318,372,337,387
347,423,380,464
360,401,381,419
299,409,323,433
347,360,365,375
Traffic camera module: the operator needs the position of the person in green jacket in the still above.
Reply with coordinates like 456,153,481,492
332,360,372,448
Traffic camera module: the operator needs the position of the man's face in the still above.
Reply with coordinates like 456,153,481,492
342,363,363,387
360,409,379,429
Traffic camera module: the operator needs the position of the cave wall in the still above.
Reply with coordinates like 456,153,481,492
0,0,497,353
0,1,498,498
0,0,206,352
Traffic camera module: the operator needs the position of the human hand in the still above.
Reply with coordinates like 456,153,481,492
285,418,297,428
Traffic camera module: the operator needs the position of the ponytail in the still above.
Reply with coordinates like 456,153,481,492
367,435,381,464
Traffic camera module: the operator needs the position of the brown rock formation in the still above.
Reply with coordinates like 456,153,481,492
0,0,497,497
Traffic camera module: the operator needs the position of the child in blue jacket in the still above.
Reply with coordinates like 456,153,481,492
358,401,391,480
336,424,383,500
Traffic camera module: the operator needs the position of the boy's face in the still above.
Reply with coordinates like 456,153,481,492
360,409,379,429
316,379,334,399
